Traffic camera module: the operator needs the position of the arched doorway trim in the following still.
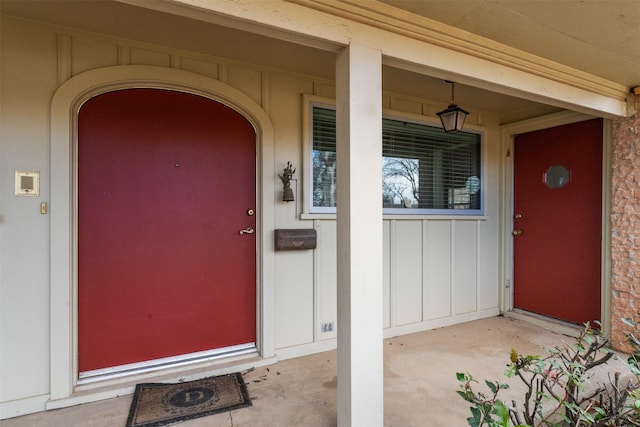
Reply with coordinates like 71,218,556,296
49,65,275,403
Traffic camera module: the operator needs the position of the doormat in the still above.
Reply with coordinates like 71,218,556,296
126,373,252,427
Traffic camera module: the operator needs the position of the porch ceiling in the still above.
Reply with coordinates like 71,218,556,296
2,0,637,123
378,0,640,90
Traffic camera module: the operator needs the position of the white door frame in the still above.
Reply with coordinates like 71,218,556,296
499,111,612,335
49,65,276,406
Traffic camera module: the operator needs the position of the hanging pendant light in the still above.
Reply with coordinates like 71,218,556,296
437,81,469,133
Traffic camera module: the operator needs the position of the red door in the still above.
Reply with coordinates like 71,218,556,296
78,88,257,373
513,119,602,325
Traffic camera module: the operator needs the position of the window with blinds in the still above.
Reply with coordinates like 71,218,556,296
311,106,482,214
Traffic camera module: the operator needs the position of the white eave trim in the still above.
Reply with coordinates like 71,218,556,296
122,0,630,118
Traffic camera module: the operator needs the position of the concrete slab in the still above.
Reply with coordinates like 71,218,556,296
3,316,630,426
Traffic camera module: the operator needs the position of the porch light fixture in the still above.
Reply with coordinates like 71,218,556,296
279,161,296,202
437,81,469,133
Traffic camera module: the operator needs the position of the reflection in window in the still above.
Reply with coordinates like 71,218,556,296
312,107,337,208
383,156,419,208
311,106,482,214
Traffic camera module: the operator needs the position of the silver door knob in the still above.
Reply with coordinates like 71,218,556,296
240,227,255,235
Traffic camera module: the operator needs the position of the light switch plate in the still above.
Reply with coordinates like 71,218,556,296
15,171,40,196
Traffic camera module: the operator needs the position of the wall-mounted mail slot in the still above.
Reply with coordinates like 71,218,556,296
275,229,317,251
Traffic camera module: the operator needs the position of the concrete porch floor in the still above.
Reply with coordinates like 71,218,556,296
4,316,625,427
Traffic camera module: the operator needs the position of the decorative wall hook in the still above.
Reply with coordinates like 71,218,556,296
279,161,296,202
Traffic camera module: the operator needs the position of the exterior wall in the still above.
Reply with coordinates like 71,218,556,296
610,94,640,350
0,16,500,417
1,17,60,413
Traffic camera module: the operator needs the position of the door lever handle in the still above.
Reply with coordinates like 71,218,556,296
240,227,255,235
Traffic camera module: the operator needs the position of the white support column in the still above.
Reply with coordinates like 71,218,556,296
335,44,383,427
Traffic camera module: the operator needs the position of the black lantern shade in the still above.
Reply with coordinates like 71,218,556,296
437,103,469,133
437,81,469,133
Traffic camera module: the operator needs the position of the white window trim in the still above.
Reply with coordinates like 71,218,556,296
302,94,486,219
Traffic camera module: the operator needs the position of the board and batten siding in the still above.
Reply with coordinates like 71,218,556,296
0,15,500,417
302,218,500,347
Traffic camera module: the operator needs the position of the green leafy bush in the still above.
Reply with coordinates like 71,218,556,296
457,322,640,426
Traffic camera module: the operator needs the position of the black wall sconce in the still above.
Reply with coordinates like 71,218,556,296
279,161,296,202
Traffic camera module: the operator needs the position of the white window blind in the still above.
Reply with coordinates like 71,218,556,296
311,106,482,214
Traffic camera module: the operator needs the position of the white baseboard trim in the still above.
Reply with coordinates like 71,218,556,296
274,309,501,360
504,309,582,337
275,339,338,361
383,308,501,338
45,356,279,411
1,394,50,420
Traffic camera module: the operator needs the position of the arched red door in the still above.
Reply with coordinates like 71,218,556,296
78,88,257,374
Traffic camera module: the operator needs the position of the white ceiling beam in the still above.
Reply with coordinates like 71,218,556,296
120,0,631,118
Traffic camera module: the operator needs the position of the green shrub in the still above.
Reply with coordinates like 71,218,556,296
457,321,640,426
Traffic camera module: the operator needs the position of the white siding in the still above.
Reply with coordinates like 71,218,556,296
275,251,315,348
454,221,479,315
425,221,453,319
0,15,500,417
70,36,119,76
383,221,391,328
130,47,171,67
391,221,423,326
316,220,337,340
1,19,58,407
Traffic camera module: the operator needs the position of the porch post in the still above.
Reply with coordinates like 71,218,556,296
335,43,383,427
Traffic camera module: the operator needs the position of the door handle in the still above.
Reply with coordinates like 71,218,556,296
239,227,255,235
512,229,522,236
